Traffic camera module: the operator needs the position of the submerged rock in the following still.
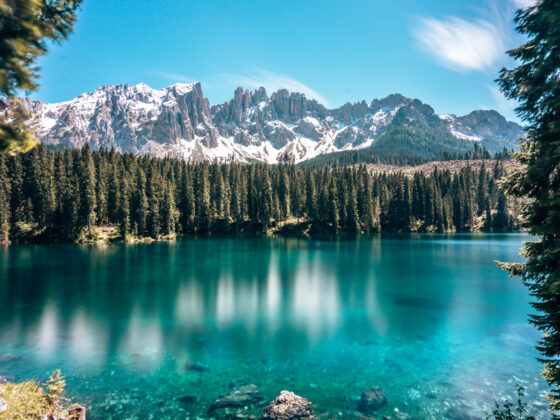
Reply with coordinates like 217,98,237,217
386,410,412,420
0,354,22,364
177,394,197,406
230,375,251,389
184,360,209,372
445,405,480,420
358,387,387,414
210,384,263,412
67,406,86,420
318,409,375,419
211,407,259,419
262,390,316,420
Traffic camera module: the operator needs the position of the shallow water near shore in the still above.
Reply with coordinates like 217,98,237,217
0,234,550,419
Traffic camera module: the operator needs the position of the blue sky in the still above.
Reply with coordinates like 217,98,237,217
32,0,534,122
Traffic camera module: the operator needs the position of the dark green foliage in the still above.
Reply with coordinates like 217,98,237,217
486,385,535,420
0,145,518,242
497,0,560,415
371,126,473,159
299,147,428,167
300,127,511,168
0,154,10,242
78,145,96,232
0,0,83,154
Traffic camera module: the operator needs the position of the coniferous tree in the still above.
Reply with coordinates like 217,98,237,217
0,0,83,154
260,166,274,226
0,155,11,243
118,178,130,239
305,169,316,220
497,1,560,414
133,167,148,236
0,146,517,240
94,153,108,224
493,192,509,232
328,177,339,232
278,168,291,219
346,183,360,233
477,162,488,216
161,181,177,236
196,164,211,232
178,167,195,232
484,202,493,232
146,166,161,238
78,145,97,233
107,164,121,224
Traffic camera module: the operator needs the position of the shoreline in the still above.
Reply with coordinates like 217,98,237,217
0,227,525,246
0,219,525,246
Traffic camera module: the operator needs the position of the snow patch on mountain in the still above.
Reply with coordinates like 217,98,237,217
10,82,523,163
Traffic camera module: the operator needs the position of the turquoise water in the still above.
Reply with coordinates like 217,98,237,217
0,234,550,419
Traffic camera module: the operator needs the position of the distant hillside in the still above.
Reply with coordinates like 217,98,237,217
364,159,518,177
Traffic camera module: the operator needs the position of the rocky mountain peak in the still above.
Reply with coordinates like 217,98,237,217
371,93,410,111
13,82,523,164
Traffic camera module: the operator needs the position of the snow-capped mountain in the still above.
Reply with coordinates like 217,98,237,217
12,82,522,163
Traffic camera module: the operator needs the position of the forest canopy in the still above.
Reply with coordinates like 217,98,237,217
0,145,516,243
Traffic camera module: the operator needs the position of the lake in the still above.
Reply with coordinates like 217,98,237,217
0,234,549,419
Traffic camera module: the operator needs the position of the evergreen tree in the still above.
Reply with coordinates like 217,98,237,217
94,153,108,224
133,167,148,236
493,192,509,232
259,166,274,226
118,178,130,239
161,181,177,236
477,162,488,216
0,146,517,240
78,145,96,233
178,167,195,232
345,183,360,233
146,165,161,238
0,0,83,154
278,168,291,219
0,155,11,243
328,178,339,232
484,202,493,232
107,164,121,224
305,169,316,220
497,1,560,414
196,164,211,232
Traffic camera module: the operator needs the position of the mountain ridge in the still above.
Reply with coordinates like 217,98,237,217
5,82,523,163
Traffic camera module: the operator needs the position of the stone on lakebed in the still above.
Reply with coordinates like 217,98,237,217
0,354,22,364
184,360,209,372
67,405,87,420
209,384,264,412
262,390,317,420
358,386,387,414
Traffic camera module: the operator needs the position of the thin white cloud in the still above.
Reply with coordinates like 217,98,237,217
413,17,505,71
511,0,536,10
219,69,330,107
488,85,517,115
149,71,216,90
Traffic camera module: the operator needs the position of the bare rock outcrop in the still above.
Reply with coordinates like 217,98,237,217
7,82,523,164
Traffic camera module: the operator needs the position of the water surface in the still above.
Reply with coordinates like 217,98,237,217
0,234,549,418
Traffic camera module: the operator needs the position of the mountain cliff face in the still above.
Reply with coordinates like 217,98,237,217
12,82,522,163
